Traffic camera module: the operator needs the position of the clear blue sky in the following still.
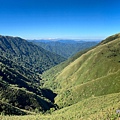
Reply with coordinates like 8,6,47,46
0,0,120,39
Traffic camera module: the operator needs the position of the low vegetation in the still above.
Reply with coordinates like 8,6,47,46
42,34,120,108
0,92,120,119
0,33,120,119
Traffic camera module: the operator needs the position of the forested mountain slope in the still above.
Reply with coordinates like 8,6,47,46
0,55,58,115
0,35,65,115
0,35,65,73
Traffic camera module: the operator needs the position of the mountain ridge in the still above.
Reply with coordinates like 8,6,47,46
42,33,120,108
0,35,65,73
0,35,64,115
29,39,99,58
0,55,58,115
0,33,120,119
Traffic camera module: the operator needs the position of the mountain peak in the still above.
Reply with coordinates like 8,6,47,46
100,33,120,45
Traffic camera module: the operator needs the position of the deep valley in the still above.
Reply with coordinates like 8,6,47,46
0,33,120,120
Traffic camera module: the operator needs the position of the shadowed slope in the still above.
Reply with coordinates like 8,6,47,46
0,35,65,73
0,57,57,115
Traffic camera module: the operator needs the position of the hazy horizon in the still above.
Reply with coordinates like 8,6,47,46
27,38,102,41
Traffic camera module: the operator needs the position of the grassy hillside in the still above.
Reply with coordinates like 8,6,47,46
0,35,65,73
1,92,120,119
42,48,91,89
30,40,99,58
42,33,120,108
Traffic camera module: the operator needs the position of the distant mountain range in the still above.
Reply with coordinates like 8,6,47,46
28,39,99,58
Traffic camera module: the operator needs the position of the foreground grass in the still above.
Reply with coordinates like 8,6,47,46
1,92,120,120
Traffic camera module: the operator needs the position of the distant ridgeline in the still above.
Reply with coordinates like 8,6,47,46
0,35,65,74
28,39,99,58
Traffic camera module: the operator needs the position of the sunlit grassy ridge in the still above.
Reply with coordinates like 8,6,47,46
1,92,120,120
42,33,120,108
56,69,120,107
42,48,91,90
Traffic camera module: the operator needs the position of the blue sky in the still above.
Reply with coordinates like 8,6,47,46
0,0,120,39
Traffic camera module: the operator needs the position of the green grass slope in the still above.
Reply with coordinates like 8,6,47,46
42,48,91,89
42,33,120,108
1,92,120,119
